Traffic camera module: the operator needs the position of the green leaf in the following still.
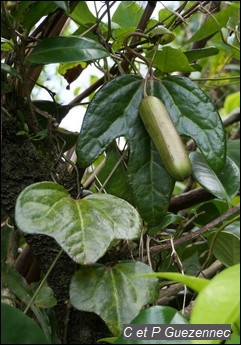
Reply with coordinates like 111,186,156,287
224,92,240,114
147,213,183,235
1,62,22,80
208,225,240,267
155,77,226,172
137,272,209,293
21,1,58,33
184,47,219,62
188,5,237,43
114,306,189,344
147,47,194,73
192,200,229,227
1,303,51,344
227,140,240,169
112,1,144,27
112,26,136,51
2,263,52,341
76,75,226,224
53,1,69,12
28,36,109,64
34,283,57,308
226,333,240,344
15,182,143,264
190,264,240,344
190,152,240,202
69,1,96,25
77,75,175,224
70,261,159,335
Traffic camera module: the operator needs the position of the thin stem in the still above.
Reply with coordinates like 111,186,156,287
24,249,63,314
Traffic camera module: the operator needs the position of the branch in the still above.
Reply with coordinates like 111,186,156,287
69,1,157,105
169,187,214,213
150,204,240,255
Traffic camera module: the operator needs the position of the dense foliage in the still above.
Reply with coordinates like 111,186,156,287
1,1,240,344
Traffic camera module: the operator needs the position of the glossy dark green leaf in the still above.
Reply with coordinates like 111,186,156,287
112,1,144,27
208,231,240,267
70,261,159,335
147,47,194,73
227,140,240,168
188,5,237,43
190,152,240,202
114,306,189,344
15,182,143,264
184,47,219,62
77,75,175,224
154,77,226,172
1,303,51,344
28,36,109,64
77,75,226,224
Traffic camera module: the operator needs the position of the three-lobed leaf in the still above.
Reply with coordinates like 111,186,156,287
77,75,226,224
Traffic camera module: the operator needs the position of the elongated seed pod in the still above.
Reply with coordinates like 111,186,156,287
139,96,192,181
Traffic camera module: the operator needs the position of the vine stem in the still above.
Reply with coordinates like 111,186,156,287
23,249,64,314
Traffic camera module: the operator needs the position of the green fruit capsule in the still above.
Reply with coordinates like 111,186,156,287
139,96,192,181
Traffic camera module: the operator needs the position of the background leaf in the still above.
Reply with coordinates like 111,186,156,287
28,36,109,64
188,5,237,43
190,152,240,202
147,47,194,73
114,306,189,344
184,47,219,62
70,261,159,335
15,182,143,264
1,303,51,344
207,221,240,267
112,1,144,27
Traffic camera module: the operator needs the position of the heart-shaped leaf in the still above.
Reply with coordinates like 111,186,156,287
28,36,109,64
70,261,159,335
190,152,240,202
15,182,143,264
77,75,225,224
